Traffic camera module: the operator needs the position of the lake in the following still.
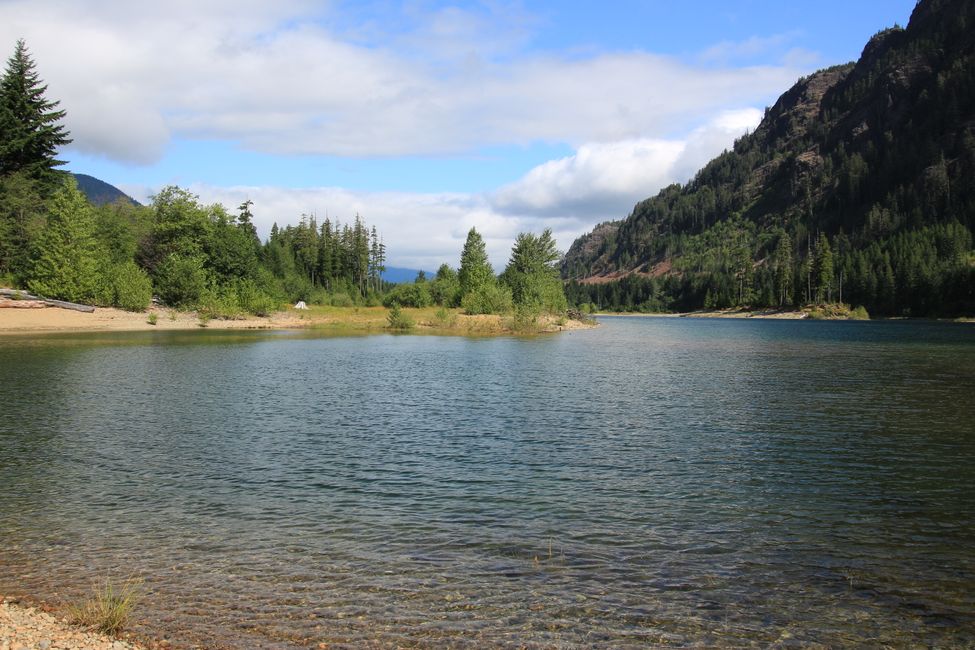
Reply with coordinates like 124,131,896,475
1,317,974,648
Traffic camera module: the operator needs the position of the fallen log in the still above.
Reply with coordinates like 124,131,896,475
0,288,96,312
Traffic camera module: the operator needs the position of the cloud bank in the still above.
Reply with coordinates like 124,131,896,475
0,1,796,163
157,109,765,271
1,2,788,268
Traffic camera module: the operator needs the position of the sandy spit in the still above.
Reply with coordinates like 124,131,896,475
0,300,597,336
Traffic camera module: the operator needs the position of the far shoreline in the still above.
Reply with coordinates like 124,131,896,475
593,307,975,323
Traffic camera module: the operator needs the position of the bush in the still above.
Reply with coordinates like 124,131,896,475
197,284,243,320
331,292,354,307
508,303,540,333
107,261,153,311
307,287,330,306
154,254,208,307
461,283,513,315
386,302,415,330
233,278,278,316
383,282,432,308
281,272,314,302
850,305,870,320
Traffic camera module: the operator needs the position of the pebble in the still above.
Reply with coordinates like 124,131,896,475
0,599,145,650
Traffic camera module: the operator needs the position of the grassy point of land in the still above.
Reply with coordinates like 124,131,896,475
0,300,595,336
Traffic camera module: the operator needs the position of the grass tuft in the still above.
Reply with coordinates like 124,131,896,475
67,578,142,635
146,312,158,326
386,303,415,330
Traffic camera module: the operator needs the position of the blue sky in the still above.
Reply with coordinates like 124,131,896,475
1,0,918,268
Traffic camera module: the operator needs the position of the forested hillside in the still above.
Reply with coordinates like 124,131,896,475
564,0,975,317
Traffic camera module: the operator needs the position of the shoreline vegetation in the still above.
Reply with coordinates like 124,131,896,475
594,304,862,320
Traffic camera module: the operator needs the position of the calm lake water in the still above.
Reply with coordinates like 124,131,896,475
1,317,974,648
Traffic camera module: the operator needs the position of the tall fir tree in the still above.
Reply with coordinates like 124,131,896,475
0,39,71,186
27,180,100,302
813,232,835,303
458,227,494,296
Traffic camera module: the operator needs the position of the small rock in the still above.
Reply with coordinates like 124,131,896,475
38,641,52,650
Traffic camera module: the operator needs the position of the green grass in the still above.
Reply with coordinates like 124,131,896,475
146,312,158,325
67,578,142,635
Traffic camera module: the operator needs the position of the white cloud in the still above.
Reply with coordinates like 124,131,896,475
121,108,763,271
0,1,800,162
493,108,764,222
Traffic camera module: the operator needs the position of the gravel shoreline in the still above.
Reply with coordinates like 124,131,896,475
0,597,144,650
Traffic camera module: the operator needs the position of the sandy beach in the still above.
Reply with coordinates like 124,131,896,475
0,299,307,335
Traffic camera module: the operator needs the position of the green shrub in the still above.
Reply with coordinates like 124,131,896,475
146,313,158,325
282,272,314,302
233,279,278,316
196,284,243,320
154,254,208,307
508,303,540,333
461,283,513,315
109,261,153,311
386,302,415,330
850,305,870,320
383,282,432,308
331,292,354,307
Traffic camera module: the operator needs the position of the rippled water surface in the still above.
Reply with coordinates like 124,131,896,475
1,318,974,648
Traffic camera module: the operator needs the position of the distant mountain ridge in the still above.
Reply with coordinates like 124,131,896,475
564,0,975,316
71,173,140,207
382,266,435,284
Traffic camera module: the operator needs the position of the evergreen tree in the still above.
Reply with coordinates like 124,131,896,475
27,180,100,302
500,229,567,314
0,40,71,186
430,263,460,306
772,232,794,307
813,232,835,302
458,227,494,296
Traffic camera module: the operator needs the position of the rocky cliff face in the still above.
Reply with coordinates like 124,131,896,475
564,0,975,314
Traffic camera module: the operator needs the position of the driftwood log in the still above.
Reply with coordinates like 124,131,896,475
0,288,96,313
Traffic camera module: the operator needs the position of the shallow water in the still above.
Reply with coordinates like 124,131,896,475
1,318,974,648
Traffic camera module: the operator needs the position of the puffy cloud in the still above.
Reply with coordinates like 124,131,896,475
0,1,799,162
492,108,763,222
126,107,761,271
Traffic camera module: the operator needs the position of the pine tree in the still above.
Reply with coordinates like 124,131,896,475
773,232,794,307
0,40,71,186
27,180,100,303
458,227,494,296
813,232,834,303
500,229,567,314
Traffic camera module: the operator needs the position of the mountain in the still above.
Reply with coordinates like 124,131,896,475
382,266,435,284
564,0,975,317
71,173,140,207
